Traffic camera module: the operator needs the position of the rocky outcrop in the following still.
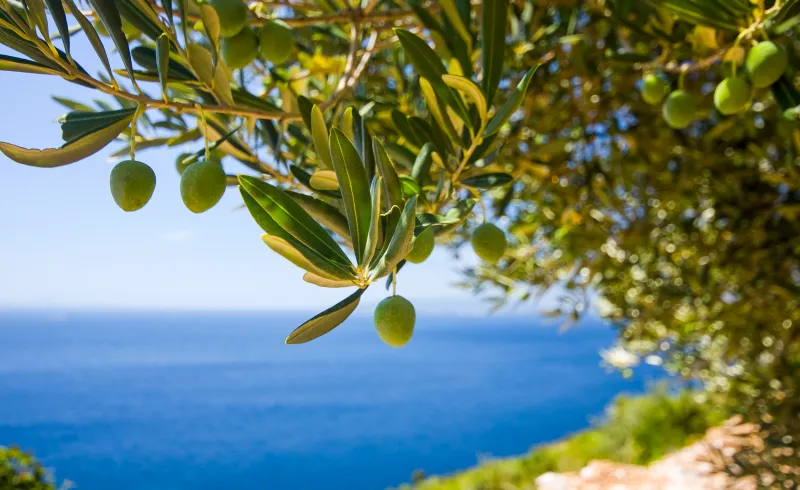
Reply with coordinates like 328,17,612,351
535,418,759,490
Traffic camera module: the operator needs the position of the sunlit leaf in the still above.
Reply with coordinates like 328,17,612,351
285,288,365,344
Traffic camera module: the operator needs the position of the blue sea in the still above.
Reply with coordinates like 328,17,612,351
0,311,657,490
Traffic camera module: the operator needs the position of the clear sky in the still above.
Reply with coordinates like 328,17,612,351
0,32,554,315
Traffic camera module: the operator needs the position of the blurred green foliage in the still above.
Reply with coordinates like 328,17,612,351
400,386,728,490
0,446,56,490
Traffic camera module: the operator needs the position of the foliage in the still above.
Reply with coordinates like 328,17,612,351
1,0,800,483
399,386,729,490
0,446,56,490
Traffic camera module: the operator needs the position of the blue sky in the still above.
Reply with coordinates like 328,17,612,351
0,33,555,314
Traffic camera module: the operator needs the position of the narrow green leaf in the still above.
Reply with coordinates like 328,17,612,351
485,65,538,137
373,139,404,209
411,143,434,183
0,54,62,75
399,175,422,197
116,0,165,40
198,4,220,67
88,0,137,85
260,234,351,282
297,96,314,132
340,107,355,143
420,77,463,147
394,28,472,128
391,110,423,147
25,0,49,40
44,0,70,54
0,111,134,167
443,74,488,127
481,0,507,105
286,191,351,242
181,123,242,165
160,0,173,26
362,177,383,268
285,288,365,344
311,105,333,170
187,43,233,105
369,196,417,280
241,191,353,281
353,111,375,182
156,33,170,100
329,129,372,264
132,46,197,81
59,108,137,143
239,175,353,268
62,0,114,81
52,97,94,112
370,205,401,271
439,0,472,50
175,0,189,46
303,272,354,288
461,172,514,189
461,172,513,188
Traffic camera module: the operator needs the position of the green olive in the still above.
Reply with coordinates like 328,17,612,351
406,228,435,264
662,90,695,130
745,41,788,89
180,159,227,213
221,27,258,69
110,160,156,212
641,74,668,105
471,223,507,264
714,76,751,116
207,0,248,38
374,296,416,348
258,20,294,64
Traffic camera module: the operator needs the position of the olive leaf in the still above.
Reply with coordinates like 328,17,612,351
395,28,471,128
59,108,137,142
369,196,417,280
241,190,354,281
187,43,233,105
420,77,463,147
329,129,372,264
461,172,513,188
62,0,114,81
302,272,354,288
362,176,383,268
260,234,352,282
88,0,137,86
481,0,508,105
442,74,488,128
239,175,354,268
484,65,539,137
0,110,134,167
156,34,170,100
411,143,434,183
285,288,366,344
440,0,472,49
311,105,333,170
0,54,62,75
373,139,404,209
43,0,70,54
286,190,351,243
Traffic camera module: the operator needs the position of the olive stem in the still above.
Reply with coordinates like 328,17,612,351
392,268,397,297
199,106,210,160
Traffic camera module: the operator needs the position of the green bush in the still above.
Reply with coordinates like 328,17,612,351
0,447,55,490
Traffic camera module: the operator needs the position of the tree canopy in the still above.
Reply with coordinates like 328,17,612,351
1,0,799,485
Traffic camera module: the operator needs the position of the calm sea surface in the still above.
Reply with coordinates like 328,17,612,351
0,311,658,490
